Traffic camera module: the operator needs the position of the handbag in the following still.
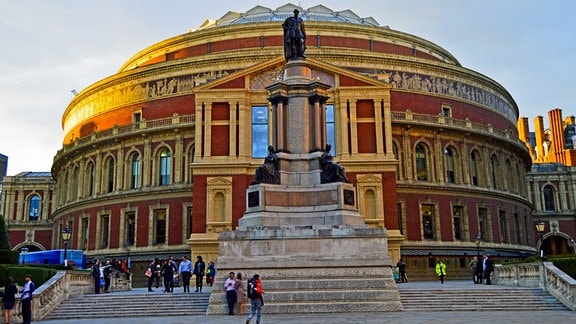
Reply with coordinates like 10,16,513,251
145,268,153,277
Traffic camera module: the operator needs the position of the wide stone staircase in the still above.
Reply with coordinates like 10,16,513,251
43,291,210,320
398,285,567,311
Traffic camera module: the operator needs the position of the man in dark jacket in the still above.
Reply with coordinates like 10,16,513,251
483,254,495,285
475,256,484,284
91,258,101,294
193,255,206,292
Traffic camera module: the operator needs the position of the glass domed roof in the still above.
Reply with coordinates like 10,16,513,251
197,3,381,30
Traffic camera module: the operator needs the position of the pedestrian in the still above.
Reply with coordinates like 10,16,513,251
99,261,105,293
397,259,408,283
475,256,484,284
20,274,35,324
224,272,237,316
483,254,494,285
91,258,101,294
103,259,112,293
162,259,176,293
193,255,206,292
246,274,264,324
3,276,17,324
236,272,246,315
168,256,178,292
179,255,192,293
206,261,216,286
435,259,447,284
147,258,157,292
469,256,478,283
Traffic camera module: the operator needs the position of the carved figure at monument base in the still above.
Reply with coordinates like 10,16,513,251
251,145,280,185
320,144,350,184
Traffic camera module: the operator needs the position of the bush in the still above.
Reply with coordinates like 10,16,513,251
0,265,57,287
0,250,20,264
552,257,576,279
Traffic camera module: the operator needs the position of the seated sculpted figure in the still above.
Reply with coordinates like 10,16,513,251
320,144,350,183
251,146,280,185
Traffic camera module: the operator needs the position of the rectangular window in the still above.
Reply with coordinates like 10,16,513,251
126,212,136,246
452,206,463,240
514,213,521,244
100,215,110,249
81,217,89,250
186,206,193,238
251,106,269,158
499,210,509,243
155,210,166,245
478,207,488,241
326,104,335,154
421,205,435,240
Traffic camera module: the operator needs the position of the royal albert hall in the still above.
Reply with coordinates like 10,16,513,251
51,4,535,279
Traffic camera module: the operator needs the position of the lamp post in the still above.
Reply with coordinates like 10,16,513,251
21,246,29,265
62,225,72,266
535,219,545,261
475,234,481,257
125,239,131,270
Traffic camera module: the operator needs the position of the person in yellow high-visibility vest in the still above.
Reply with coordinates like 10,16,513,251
435,259,447,284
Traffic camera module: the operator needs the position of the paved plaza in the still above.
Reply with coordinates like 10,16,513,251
36,280,575,323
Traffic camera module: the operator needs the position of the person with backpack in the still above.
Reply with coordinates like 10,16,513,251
246,274,264,324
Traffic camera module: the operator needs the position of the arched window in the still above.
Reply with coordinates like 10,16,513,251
29,194,41,221
490,155,499,189
543,185,556,211
505,159,512,191
470,150,480,186
71,166,79,200
87,162,95,196
106,157,115,193
131,153,141,189
415,143,428,181
445,147,455,183
159,149,171,185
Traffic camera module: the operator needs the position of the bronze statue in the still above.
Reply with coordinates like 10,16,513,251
320,144,350,184
282,9,306,61
251,146,280,185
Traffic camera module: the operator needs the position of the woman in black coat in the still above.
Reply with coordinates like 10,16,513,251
193,255,206,292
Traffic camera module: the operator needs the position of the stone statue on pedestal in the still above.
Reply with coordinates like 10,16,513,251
251,145,280,185
282,9,306,61
320,144,350,184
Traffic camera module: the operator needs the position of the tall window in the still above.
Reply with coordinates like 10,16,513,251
186,206,193,239
326,104,335,154
29,195,40,221
470,151,479,186
421,205,435,240
100,215,110,249
543,185,556,211
445,147,455,183
415,143,428,181
490,155,499,189
499,210,509,243
155,210,167,244
131,153,141,189
452,206,463,240
106,158,115,193
478,207,489,241
252,106,269,158
159,149,171,186
393,142,400,180
514,213,521,244
364,189,377,219
126,212,136,246
87,162,95,196
81,217,89,250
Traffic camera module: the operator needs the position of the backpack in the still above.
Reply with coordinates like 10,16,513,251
247,277,258,300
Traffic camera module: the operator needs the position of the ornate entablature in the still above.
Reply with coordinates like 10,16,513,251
351,68,516,123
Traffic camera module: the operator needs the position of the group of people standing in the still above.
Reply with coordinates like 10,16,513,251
146,255,215,293
469,254,495,285
224,271,265,324
2,274,35,324
91,258,127,294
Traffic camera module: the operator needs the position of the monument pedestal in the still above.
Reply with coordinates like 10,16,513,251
207,58,401,314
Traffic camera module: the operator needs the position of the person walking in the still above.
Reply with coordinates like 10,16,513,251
162,259,176,293
179,255,192,293
236,272,246,315
246,274,264,324
483,254,495,285
3,276,17,324
20,274,35,324
146,258,157,292
193,255,206,292
397,259,408,283
435,259,447,284
91,258,101,294
224,272,237,316
469,256,478,283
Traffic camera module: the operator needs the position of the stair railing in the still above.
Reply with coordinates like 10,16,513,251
494,261,576,311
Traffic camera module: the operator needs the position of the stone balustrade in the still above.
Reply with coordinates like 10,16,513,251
495,261,576,311
3,269,131,322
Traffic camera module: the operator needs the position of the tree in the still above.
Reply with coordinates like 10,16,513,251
0,215,11,250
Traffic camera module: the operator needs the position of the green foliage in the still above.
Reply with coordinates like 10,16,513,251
0,215,10,250
0,250,19,264
552,257,576,279
0,265,57,287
